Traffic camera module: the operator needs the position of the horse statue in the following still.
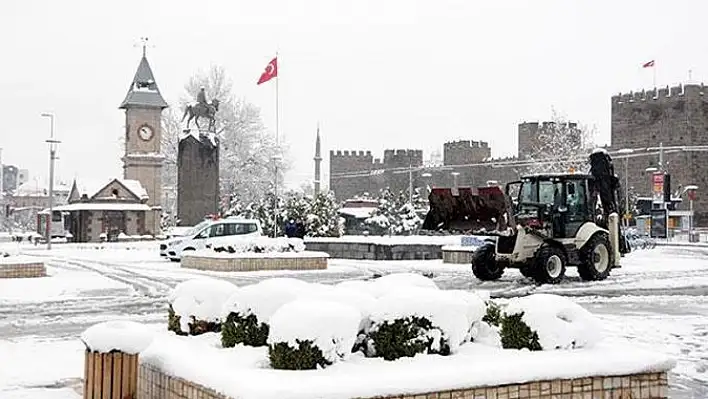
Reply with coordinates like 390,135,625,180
182,99,220,132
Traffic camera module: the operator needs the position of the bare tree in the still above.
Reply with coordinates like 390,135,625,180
161,65,288,208
524,108,597,174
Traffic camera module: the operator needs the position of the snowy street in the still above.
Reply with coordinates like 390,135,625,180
0,243,706,398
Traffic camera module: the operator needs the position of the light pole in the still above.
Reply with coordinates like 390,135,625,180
685,185,698,240
451,171,460,188
272,154,283,238
617,148,634,226
41,113,59,250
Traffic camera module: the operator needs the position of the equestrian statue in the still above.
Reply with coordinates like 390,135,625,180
182,86,220,132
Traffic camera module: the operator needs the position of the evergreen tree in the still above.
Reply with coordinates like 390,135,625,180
305,191,343,237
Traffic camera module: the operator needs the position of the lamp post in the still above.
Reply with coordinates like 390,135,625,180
617,148,634,226
41,113,60,250
451,171,460,188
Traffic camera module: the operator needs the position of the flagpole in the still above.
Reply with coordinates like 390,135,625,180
273,51,280,238
653,64,656,87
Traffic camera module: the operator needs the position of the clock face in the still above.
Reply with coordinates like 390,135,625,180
138,125,153,141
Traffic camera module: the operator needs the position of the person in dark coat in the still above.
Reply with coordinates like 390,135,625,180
284,219,298,238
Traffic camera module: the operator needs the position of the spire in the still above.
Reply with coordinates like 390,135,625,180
313,123,322,195
119,39,168,109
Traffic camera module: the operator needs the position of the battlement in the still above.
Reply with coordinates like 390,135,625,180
329,150,373,158
612,83,706,105
444,140,489,149
383,149,424,158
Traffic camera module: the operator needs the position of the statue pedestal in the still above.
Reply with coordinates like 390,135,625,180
177,133,220,226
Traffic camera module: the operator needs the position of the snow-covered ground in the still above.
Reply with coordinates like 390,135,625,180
0,241,706,398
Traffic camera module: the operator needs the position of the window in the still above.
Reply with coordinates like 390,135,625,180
51,211,63,222
209,223,226,237
224,222,259,235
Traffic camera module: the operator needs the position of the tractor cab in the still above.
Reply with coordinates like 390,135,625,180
507,173,596,240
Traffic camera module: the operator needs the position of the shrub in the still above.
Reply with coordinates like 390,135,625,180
364,316,449,360
167,305,186,336
221,312,270,348
500,312,542,351
482,301,502,327
268,339,332,370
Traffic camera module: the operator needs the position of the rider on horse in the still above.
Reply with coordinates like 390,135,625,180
197,86,208,107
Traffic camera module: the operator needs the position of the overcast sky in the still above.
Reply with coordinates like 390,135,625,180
1,0,705,189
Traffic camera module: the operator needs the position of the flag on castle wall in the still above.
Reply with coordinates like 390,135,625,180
257,57,278,85
643,60,655,68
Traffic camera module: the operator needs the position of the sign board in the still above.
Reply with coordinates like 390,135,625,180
650,208,668,239
688,190,697,201
461,236,486,247
652,172,665,202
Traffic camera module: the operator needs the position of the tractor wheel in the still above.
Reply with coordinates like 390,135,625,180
471,243,505,281
578,233,613,281
532,245,566,285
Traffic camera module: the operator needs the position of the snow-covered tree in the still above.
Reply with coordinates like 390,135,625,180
364,188,423,235
523,109,596,174
161,65,289,207
305,191,343,237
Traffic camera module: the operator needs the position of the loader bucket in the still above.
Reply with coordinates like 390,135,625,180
422,186,515,235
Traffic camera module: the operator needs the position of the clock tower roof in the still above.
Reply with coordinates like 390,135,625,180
119,52,169,110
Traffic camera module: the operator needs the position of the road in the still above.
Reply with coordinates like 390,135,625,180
0,243,706,398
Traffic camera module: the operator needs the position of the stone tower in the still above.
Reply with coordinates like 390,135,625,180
119,46,168,235
177,133,220,226
313,126,322,195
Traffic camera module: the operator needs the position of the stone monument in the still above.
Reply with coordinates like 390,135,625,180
177,88,220,226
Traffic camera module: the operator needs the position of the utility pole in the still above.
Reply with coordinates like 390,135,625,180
408,162,413,204
42,113,59,250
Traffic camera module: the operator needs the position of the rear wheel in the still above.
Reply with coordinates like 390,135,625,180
532,245,566,284
471,243,505,281
578,233,613,281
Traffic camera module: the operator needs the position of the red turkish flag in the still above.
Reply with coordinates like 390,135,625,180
257,57,278,85
642,60,655,68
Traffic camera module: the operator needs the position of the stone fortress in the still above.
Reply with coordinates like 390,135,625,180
329,82,708,225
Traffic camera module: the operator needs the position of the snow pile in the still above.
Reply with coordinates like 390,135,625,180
298,285,377,332
370,287,485,352
169,278,239,333
338,273,439,298
80,320,154,354
505,294,603,350
268,299,362,363
221,278,311,322
208,237,306,254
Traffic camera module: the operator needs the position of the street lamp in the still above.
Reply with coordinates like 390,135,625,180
617,148,634,225
684,185,698,240
271,154,283,238
451,171,460,189
41,113,60,250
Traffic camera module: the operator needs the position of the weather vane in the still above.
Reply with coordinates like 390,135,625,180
133,37,154,57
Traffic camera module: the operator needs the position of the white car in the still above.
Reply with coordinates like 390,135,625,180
160,217,263,261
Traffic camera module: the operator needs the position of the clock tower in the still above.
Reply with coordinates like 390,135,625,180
119,46,168,235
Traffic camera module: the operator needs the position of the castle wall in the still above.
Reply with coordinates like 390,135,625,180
443,140,491,166
611,83,708,225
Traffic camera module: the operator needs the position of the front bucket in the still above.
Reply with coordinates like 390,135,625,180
422,186,514,235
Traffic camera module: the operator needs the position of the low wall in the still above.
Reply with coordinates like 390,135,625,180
304,241,442,260
181,252,328,272
0,261,46,278
137,363,668,399
442,246,477,264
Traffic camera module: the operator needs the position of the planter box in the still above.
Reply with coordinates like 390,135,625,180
180,252,328,272
441,245,478,264
137,363,669,399
0,259,46,278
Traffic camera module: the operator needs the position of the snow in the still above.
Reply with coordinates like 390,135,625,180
190,250,330,259
592,147,609,155
268,299,362,363
505,294,603,350
118,179,149,199
207,236,306,253
339,207,377,219
298,285,377,331
370,287,483,352
220,278,311,322
140,330,675,399
370,272,439,296
80,320,154,354
169,278,239,333
0,254,43,265
53,202,151,212
441,245,478,252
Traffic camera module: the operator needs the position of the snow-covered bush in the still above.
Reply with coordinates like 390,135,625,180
168,278,238,336
482,300,502,327
268,299,361,370
500,294,602,351
337,273,439,299
220,278,311,347
298,285,377,333
365,188,425,235
209,237,306,254
362,287,484,360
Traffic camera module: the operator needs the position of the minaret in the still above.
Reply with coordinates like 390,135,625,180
313,125,322,195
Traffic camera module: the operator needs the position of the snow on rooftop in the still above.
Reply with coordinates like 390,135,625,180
339,207,377,219
53,203,151,212
119,179,149,200
80,320,154,354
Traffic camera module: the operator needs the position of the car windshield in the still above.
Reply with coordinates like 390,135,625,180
185,220,211,237
519,179,561,205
